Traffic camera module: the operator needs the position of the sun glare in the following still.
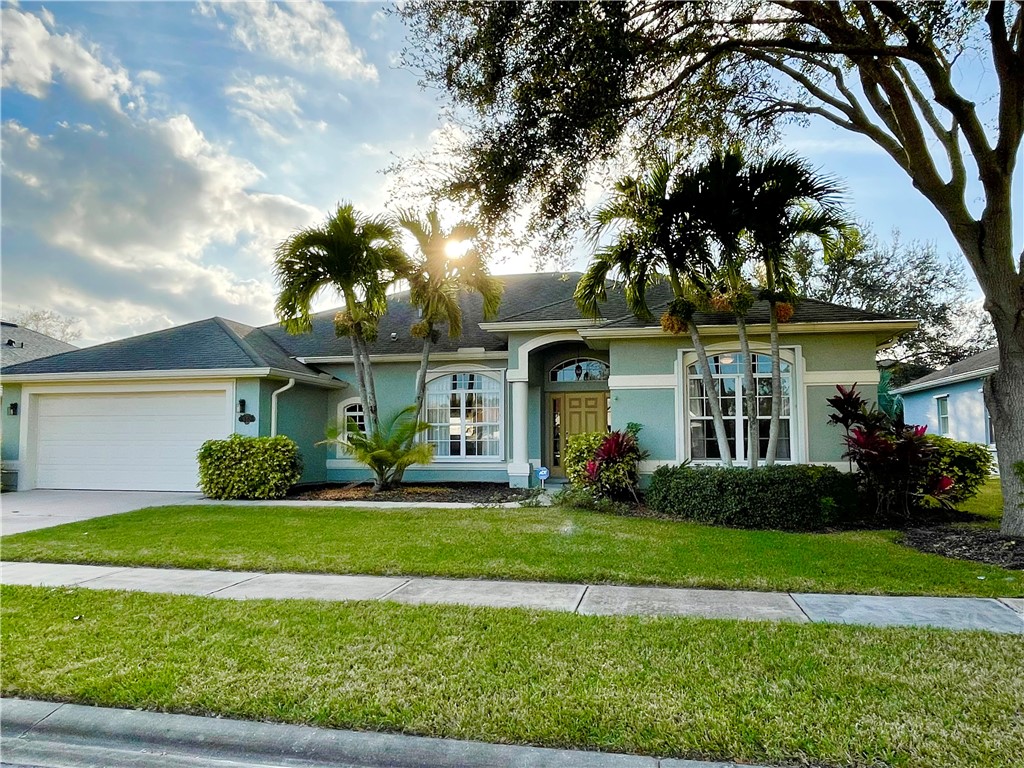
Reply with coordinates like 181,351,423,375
445,240,472,259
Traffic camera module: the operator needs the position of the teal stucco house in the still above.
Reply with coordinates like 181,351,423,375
0,273,915,492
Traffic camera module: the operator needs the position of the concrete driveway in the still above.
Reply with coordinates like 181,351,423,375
1,490,202,535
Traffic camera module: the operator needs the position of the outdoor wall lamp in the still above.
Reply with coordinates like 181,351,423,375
237,398,247,414
7,403,18,416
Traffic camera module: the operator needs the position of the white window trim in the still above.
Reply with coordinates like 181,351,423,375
935,394,950,436
676,344,806,465
423,368,506,463
332,397,365,460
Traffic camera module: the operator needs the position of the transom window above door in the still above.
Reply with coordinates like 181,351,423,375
687,352,793,462
550,357,609,382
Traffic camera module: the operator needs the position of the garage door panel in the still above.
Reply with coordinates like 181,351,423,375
33,391,229,492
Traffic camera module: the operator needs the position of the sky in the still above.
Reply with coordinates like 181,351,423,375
1,1,1018,347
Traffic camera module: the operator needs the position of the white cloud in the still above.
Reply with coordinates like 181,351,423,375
1,4,140,113
1,7,322,345
224,74,320,143
198,0,377,82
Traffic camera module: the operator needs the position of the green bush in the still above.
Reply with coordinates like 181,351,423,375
563,432,606,487
197,434,303,500
646,464,857,531
922,435,993,505
553,484,629,516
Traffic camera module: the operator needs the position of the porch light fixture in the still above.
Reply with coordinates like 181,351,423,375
7,403,17,416
237,399,246,414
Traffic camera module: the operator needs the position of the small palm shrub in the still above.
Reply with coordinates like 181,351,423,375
324,404,433,491
197,435,303,500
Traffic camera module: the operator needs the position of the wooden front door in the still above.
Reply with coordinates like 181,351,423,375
549,392,609,477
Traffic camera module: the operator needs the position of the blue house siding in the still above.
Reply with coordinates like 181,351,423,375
1,382,22,463
270,381,331,484
902,377,992,445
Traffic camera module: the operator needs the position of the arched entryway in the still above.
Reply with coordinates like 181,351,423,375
541,346,610,478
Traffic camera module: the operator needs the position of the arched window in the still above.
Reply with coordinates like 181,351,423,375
687,352,792,462
425,372,502,458
335,399,365,457
549,357,609,382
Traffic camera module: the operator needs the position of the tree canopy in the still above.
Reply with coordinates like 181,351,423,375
793,229,996,373
400,0,1024,534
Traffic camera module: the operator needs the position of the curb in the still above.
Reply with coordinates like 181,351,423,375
0,698,765,768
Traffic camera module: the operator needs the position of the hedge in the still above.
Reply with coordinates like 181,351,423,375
197,434,303,500
646,464,857,531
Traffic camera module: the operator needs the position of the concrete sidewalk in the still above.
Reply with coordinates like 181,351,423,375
0,698,759,768
3,560,1022,633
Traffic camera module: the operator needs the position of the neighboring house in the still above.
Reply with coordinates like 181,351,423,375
894,347,999,453
1,320,78,484
0,320,78,367
0,273,916,492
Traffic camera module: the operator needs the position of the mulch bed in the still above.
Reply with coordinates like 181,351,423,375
901,526,1024,570
289,482,535,504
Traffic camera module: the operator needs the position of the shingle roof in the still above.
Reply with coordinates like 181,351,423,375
0,321,77,367
262,273,589,357
1,317,319,377
486,275,904,328
1,273,910,375
895,347,999,392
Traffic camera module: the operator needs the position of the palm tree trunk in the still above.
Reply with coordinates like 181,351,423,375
736,317,759,469
765,302,782,466
688,323,733,466
413,331,433,420
393,330,434,487
350,334,371,430
354,334,380,435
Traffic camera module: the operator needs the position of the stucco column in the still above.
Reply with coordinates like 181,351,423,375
508,379,531,487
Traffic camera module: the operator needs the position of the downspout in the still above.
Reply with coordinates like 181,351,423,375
270,378,296,437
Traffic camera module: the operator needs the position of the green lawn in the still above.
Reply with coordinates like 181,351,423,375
2,585,1021,768
3,500,1021,597
957,477,1005,530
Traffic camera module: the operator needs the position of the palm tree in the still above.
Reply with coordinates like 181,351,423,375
696,151,761,468
743,155,848,465
395,208,503,420
325,405,434,491
274,203,408,435
575,154,735,466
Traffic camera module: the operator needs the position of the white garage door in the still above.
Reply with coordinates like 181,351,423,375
34,391,229,491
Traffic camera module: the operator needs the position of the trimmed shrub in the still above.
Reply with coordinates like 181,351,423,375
922,435,994,505
563,432,607,487
197,434,303,500
646,464,857,531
